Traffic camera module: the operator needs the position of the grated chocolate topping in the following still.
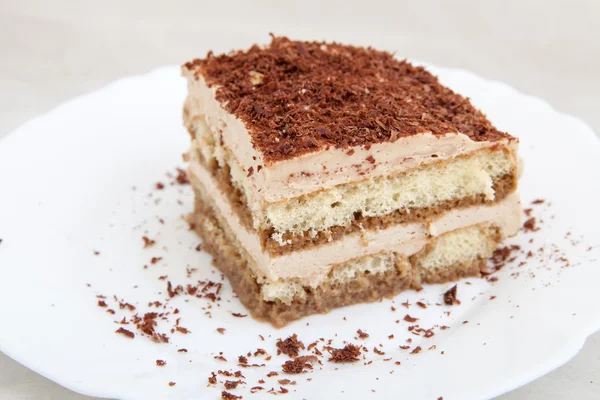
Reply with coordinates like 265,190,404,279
183,36,512,163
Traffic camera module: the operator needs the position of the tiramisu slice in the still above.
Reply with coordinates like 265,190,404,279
182,36,522,326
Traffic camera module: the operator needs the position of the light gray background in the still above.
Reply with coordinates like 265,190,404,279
1,1,598,399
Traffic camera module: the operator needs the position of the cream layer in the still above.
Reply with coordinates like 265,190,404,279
183,71,519,203
189,160,522,286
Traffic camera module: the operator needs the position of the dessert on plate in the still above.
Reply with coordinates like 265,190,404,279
181,36,522,327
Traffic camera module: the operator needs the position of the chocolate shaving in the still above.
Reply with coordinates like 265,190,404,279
142,236,156,248
183,36,512,163
327,344,361,363
224,380,244,390
221,390,242,400
116,327,135,339
276,334,305,358
523,217,539,232
175,168,189,185
356,329,369,339
443,285,458,305
281,356,317,374
403,314,418,323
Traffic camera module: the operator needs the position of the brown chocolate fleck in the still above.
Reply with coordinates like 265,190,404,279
116,327,135,339
97,300,107,308
208,372,217,385
142,236,156,248
281,356,317,374
246,166,254,177
523,217,539,232
156,359,166,366
175,168,189,185
224,380,244,390
155,182,165,190
327,344,361,363
357,329,369,339
366,155,376,164
232,312,247,318
276,334,305,358
169,382,176,387
217,328,226,334
373,347,385,356
443,285,459,305
410,346,422,354
403,314,418,323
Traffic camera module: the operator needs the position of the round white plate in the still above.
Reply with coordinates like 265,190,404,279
0,64,599,400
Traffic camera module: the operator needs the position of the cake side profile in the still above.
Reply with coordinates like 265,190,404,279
182,36,522,326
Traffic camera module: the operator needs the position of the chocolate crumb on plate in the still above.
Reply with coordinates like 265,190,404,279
443,285,459,305
232,313,247,318
224,380,244,389
523,217,539,232
175,168,189,185
276,333,305,357
168,382,176,387
142,236,156,248
208,372,217,385
356,329,369,339
221,391,242,399
403,314,418,323
217,328,226,334
327,344,361,363
156,360,166,366
282,356,318,374
115,327,135,339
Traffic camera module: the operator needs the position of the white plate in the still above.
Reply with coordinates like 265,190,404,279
0,64,599,400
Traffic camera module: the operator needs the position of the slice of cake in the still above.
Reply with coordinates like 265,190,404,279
182,36,522,327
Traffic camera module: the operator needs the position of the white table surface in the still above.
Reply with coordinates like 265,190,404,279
1,1,598,399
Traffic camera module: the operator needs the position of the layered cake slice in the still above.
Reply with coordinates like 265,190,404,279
182,36,522,326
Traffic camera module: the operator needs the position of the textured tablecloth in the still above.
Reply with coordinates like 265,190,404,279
1,1,598,399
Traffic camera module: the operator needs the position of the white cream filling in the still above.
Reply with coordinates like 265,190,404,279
189,160,522,287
